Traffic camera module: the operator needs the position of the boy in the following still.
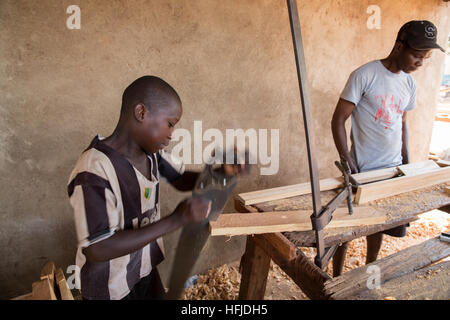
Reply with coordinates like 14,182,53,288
68,76,242,299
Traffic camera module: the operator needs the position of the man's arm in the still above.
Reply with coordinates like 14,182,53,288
83,197,211,262
331,98,358,173
401,112,409,165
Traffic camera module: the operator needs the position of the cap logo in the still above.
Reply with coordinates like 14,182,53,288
425,25,436,39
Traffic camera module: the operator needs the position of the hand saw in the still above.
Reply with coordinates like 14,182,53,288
165,163,239,299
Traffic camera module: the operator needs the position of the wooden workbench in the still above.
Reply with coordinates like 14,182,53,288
236,184,450,300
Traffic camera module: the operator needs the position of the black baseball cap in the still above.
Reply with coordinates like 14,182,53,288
396,20,445,52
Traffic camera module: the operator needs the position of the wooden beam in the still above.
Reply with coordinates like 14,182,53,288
11,292,33,300
445,185,450,195
437,159,450,167
252,233,331,300
349,261,450,300
259,233,297,261
55,268,74,300
238,236,271,300
32,277,57,300
396,160,440,176
355,166,450,204
237,166,400,205
323,237,450,299
40,261,56,289
210,206,387,237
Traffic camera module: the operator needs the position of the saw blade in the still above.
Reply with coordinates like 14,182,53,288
165,164,238,299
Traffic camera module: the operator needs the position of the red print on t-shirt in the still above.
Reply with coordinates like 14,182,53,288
374,95,403,129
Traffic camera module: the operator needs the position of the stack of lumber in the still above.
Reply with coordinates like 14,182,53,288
11,261,74,300
215,160,450,237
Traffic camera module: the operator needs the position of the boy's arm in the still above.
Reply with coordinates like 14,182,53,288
170,171,200,191
170,165,248,191
331,98,359,173
401,112,409,165
83,197,211,262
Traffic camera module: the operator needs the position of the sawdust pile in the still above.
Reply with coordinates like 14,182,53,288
182,264,241,300
182,209,449,300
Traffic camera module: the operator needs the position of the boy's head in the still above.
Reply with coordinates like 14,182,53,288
120,76,182,154
392,20,444,73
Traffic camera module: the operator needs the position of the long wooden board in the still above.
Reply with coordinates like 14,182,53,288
397,160,439,176
210,206,387,236
350,261,450,300
355,166,450,204
237,167,400,205
437,159,450,167
323,237,450,299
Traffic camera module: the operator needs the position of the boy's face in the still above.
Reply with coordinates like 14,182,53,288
136,98,182,154
397,45,431,73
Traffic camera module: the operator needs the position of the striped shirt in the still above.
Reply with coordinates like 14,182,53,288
67,135,184,300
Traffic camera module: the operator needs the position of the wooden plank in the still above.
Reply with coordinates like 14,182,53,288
40,261,56,289
11,292,33,300
323,237,450,299
237,177,342,206
349,261,450,300
237,166,400,205
445,185,450,195
437,159,450,167
355,166,450,204
238,236,271,300
210,206,387,237
55,268,74,300
397,160,440,176
32,277,57,300
234,198,259,213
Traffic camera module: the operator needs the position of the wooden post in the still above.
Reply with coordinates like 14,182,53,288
238,236,271,300
32,277,57,300
55,268,74,300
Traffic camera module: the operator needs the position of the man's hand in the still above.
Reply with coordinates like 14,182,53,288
344,156,359,174
174,197,212,225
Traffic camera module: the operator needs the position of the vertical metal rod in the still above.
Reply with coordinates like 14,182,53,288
286,0,325,266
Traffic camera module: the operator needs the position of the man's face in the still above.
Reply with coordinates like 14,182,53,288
398,45,431,73
136,98,182,154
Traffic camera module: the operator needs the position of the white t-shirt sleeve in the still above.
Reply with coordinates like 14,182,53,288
405,77,417,112
340,69,366,106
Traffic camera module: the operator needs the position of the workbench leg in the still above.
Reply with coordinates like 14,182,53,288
238,235,271,300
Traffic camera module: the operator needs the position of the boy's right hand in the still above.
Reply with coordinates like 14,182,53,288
174,197,212,225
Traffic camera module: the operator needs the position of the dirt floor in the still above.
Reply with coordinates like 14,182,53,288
182,209,449,300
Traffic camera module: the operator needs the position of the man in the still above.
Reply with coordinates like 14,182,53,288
331,21,445,276
68,76,245,299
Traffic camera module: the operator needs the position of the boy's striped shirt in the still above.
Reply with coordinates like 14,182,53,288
67,135,184,300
